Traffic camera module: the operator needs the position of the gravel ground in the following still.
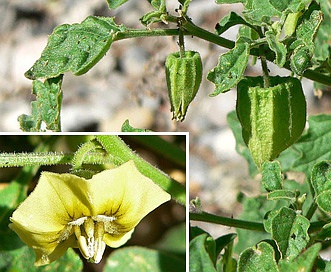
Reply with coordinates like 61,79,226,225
1,0,329,241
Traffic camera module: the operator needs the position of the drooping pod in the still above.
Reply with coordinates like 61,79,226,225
165,51,203,121
236,76,306,168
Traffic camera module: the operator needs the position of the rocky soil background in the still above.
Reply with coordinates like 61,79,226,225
0,0,329,243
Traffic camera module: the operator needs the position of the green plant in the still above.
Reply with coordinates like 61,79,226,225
0,135,186,271
19,0,330,132
17,0,331,271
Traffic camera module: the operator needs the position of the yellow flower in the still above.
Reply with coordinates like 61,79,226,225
9,160,171,266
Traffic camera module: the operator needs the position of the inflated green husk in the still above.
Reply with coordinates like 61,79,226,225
236,76,306,168
165,51,202,121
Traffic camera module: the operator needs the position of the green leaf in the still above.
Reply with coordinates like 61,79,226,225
207,39,250,95
262,161,283,192
25,16,125,80
315,222,331,240
104,246,185,272
310,160,331,196
215,233,237,257
289,114,331,178
18,75,63,132
215,12,249,35
189,233,217,272
140,0,167,26
121,120,151,132
263,209,281,234
289,4,323,75
106,0,128,9
227,111,258,177
243,0,312,26
316,190,331,213
271,207,310,260
312,160,331,213
267,190,297,201
278,243,321,272
265,24,287,67
294,4,323,51
313,0,331,62
235,195,282,253
0,246,83,272
216,234,237,272
237,242,279,272
284,12,302,37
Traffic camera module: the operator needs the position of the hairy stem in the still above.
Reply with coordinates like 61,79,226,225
114,17,331,86
0,152,114,168
190,211,266,232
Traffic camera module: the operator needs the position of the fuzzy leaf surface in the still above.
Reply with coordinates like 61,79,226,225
207,39,250,95
265,25,287,67
237,242,279,272
288,115,331,177
289,3,323,75
262,161,283,192
271,207,309,260
278,243,321,272
18,75,63,132
243,0,312,26
25,16,125,80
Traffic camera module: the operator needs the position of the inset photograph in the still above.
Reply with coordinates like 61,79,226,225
0,134,186,272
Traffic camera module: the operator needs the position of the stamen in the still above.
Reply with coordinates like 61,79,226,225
92,222,106,263
71,216,109,263
74,225,92,259
68,216,87,226
93,214,116,222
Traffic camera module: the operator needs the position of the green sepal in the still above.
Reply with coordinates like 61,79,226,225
165,51,203,121
236,76,306,169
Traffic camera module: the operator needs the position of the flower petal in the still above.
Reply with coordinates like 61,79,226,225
89,160,171,234
103,229,134,248
9,171,92,264
10,172,92,233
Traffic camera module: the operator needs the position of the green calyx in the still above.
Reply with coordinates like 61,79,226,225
236,76,307,169
165,50,203,121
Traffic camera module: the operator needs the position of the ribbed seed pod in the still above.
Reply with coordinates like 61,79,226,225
236,76,306,169
165,51,202,121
